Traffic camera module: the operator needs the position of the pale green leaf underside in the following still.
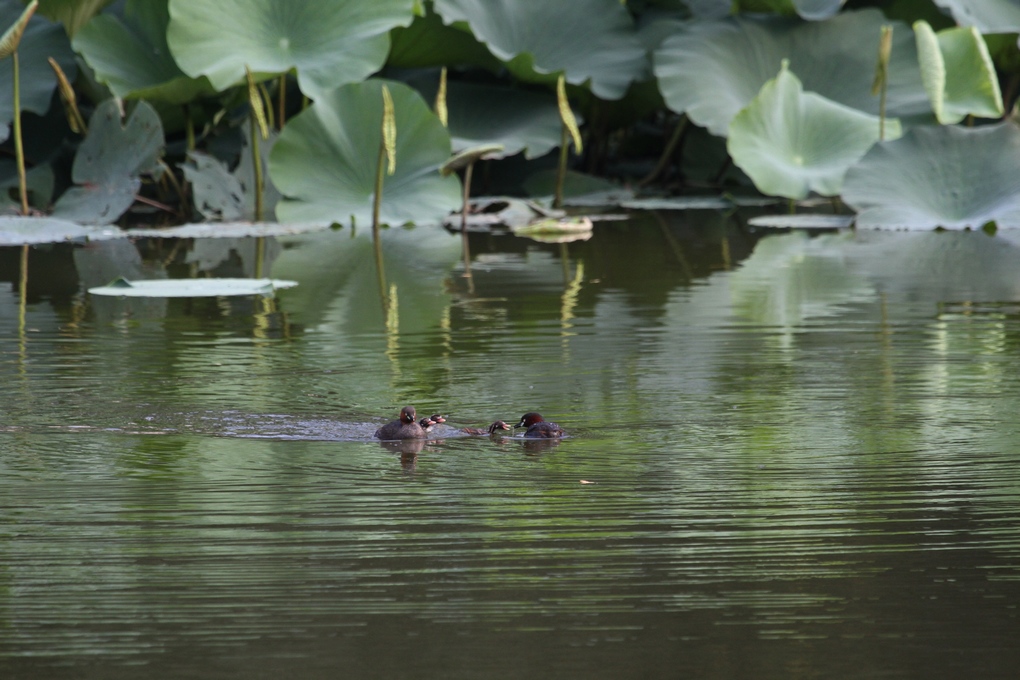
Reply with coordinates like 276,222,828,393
728,64,900,200
913,20,1003,125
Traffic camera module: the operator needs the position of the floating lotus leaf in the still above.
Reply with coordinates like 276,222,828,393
88,277,297,298
166,0,416,99
433,0,648,100
270,79,461,226
747,214,854,229
0,0,77,140
931,0,1020,33
52,99,164,225
654,9,930,136
727,63,900,199
127,222,330,239
913,21,1003,124
73,0,214,104
0,215,124,244
842,122,1020,230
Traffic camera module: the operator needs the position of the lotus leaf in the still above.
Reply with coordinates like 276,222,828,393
737,0,845,21
73,0,214,104
0,215,124,244
388,6,501,70
182,122,280,221
433,0,648,100
166,0,416,99
89,277,298,297
270,79,461,226
412,77,566,159
747,214,854,229
654,9,930,136
34,0,115,36
842,122,1020,230
0,159,52,212
52,99,164,225
931,0,1020,33
0,0,77,139
913,21,1003,125
727,63,900,199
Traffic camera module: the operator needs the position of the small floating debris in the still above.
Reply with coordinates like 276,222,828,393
88,277,298,298
579,479,597,484
747,214,854,230
512,216,594,243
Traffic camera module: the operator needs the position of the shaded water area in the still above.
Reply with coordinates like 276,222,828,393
2,211,1020,679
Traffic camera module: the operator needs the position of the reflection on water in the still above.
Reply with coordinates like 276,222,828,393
2,220,1020,678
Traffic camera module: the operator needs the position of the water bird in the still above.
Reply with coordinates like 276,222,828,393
375,406,429,440
461,420,512,436
516,412,564,438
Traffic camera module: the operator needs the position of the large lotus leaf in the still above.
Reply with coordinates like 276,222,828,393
0,0,77,137
913,21,1003,124
35,0,115,36
433,0,648,100
411,77,564,160
842,122,1020,230
166,0,415,100
270,79,461,226
654,9,931,136
738,0,845,20
727,63,900,199
931,0,1020,33
52,100,164,225
73,0,214,104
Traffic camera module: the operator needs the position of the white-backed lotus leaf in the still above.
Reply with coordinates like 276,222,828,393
727,64,900,199
654,9,930,136
842,122,1020,230
433,0,648,100
0,216,124,244
0,0,77,140
270,79,461,226
52,99,164,225
931,0,1020,33
913,21,1003,124
89,277,297,297
127,222,331,239
73,0,214,104
747,214,854,229
166,0,416,99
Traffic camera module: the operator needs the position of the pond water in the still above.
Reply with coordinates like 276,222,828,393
2,212,1020,679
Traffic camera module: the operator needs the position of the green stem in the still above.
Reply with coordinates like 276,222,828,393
372,139,385,231
250,113,264,221
878,77,887,141
13,50,28,215
461,162,474,289
554,125,569,209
